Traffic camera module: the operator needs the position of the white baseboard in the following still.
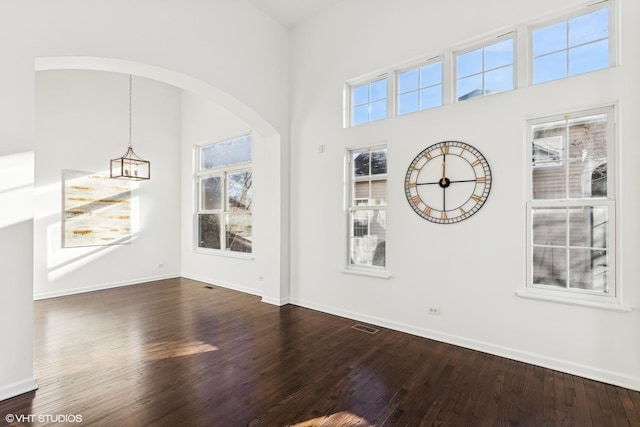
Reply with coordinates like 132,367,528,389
180,274,262,297
0,377,38,402
261,296,290,306
33,273,180,300
289,297,640,392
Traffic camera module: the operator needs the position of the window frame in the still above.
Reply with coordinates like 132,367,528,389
528,1,615,85
454,32,516,102
344,144,390,278
519,106,626,311
195,133,253,257
347,74,391,127
395,56,444,116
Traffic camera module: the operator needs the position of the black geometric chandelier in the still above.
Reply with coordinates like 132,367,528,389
110,75,150,180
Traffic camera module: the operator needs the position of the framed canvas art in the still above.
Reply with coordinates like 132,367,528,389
62,170,132,248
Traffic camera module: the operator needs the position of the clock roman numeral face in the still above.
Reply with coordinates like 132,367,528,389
404,141,492,224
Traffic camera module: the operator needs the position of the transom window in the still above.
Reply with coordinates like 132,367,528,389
347,146,387,272
397,59,443,115
456,36,514,101
350,77,388,126
197,134,252,254
523,107,619,309
531,5,610,84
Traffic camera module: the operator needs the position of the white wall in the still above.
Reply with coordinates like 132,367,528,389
34,70,181,299
180,92,284,303
0,0,289,401
289,0,640,390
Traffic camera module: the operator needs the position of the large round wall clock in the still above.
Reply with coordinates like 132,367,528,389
404,141,492,224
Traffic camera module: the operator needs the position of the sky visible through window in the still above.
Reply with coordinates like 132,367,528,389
532,8,608,84
397,61,442,114
347,5,610,126
351,79,387,126
201,134,252,170
457,38,513,101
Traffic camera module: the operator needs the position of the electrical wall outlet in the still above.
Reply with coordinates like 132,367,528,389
428,307,441,315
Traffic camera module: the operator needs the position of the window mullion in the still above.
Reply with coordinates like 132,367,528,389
565,207,570,289
222,173,227,251
564,118,570,199
565,20,570,75
368,149,373,202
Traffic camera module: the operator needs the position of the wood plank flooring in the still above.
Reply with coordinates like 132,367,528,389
0,278,638,426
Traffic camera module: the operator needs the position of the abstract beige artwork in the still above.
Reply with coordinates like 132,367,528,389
63,170,132,248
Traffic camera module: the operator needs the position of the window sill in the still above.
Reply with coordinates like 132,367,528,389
342,267,391,279
194,248,254,261
516,288,630,312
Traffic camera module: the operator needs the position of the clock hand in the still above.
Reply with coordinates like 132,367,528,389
441,158,446,185
448,178,481,184
443,186,446,212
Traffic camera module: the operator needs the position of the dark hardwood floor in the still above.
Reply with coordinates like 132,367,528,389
0,278,638,426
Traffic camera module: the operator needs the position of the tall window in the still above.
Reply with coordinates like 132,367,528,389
197,134,252,254
350,77,388,126
348,146,387,271
531,5,610,84
397,59,443,115
456,36,514,101
524,107,617,307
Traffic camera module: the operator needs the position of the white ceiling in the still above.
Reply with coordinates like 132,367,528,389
248,0,344,28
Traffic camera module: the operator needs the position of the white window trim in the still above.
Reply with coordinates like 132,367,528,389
342,2,617,127
395,55,444,116
527,0,616,86
194,134,254,259
453,31,516,102
345,74,391,128
343,144,390,278
518,105,628,311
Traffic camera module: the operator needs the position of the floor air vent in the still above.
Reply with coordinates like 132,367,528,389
351,324,379,334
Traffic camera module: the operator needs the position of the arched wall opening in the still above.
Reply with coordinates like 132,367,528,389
35,57,279,137
33,57,286,306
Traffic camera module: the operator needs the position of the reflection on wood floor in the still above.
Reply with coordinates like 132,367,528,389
0,277,638,426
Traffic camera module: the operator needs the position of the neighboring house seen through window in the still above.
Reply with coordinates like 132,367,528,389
197,134,253,254
523,107,617,309
348,146,387,272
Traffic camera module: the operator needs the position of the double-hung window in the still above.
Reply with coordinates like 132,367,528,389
397,58,443,115
531,3,610,85
456,35,514,101
347,146,387,272
349,77,388,126
197,134,253,254
523,107,619,309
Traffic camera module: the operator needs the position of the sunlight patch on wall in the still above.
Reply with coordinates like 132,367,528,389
63,170,132,248
34,181,61,220
0,151,34,228
46,223,140,282
37,171,142,281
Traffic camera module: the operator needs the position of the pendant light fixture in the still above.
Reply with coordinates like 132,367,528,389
110,74,150,180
